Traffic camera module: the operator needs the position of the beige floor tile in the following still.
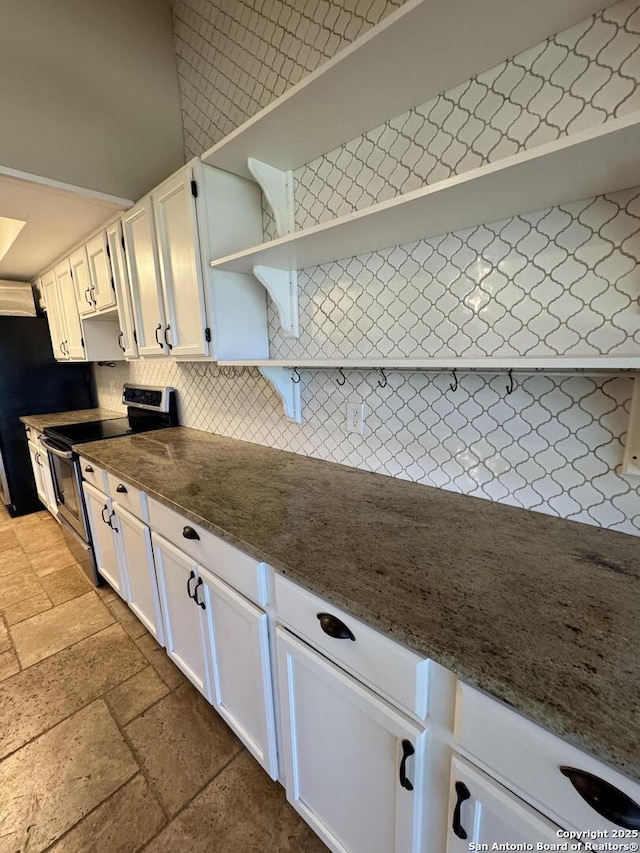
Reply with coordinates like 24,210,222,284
0,545,32,577
39,564,92,606
0,568,46,611
16,522,66,555
3,590,52,625
135,633,189,690
145,751,328,853
0,613,10,652
0,528,20,553
0,700,138,852
4,513,45,532
106,595,148,639
28,543,79,576
49,774,166,853
125,683,242,816
0,623,146,760
96,582,118,604
105,665,170,726
11,591,115,668
0,648,20,682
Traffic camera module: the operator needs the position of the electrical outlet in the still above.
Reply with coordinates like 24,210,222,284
346,400,364,435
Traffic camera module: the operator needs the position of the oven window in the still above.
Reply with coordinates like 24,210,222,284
50,454,81,521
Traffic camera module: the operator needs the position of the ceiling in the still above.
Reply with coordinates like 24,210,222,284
0,167,131,280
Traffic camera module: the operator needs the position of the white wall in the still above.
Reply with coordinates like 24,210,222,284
0,0,185,200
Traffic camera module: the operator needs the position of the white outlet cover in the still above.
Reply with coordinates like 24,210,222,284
346,400,364,435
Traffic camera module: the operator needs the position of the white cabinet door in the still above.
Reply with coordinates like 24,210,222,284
54,259,85,359
277,627,426,853
106,219,137,358
70,246,95,316
115,504,163,642
86,232,116,312
122,199,168,358
152,532,210,696
200,567,278,778
83,482,124,597
152,167,209,359
40,270,68,360
446,757,562,852
36,436,57,514
28,441,47,506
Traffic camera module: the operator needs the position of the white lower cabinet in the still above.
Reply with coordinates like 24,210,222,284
446,756,561,851
151,532,211,696
199,565,278,779
115,504,164,643
83,482,126,598
28,441,47,507
276,627,427,853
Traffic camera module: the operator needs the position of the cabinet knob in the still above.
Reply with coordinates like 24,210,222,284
182,526,200,541
85,465,94,473
452,781,471,839
316,612,355,641
560,767,640,829
399,739,415,791
116,484,127,494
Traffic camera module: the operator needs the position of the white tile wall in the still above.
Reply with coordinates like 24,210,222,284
94,0,640,535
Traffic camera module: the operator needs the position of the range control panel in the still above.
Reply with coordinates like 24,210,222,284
123,384,175,413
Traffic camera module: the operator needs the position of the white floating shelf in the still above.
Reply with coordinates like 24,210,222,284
210,112,640,275
201,0,618,180
222,357,640,371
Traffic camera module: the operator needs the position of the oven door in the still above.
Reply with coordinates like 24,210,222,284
40,438,88,541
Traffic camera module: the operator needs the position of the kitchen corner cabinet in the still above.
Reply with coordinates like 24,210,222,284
85,233,117,314
39,269,67,360
114,503,164,642
277,627,427,853
122,159,269,362
54,259,85,359
151,531,212,695
83,481,126,598
446,757,561,851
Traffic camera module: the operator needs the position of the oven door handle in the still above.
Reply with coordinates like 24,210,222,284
40,438,75,460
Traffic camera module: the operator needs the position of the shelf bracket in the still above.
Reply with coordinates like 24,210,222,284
621,374,640,478
253,265,299,338
247,157,294,237
259,366,302,424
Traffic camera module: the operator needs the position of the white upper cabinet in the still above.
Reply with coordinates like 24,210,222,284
53,259,85,360
40,269,67,360
122,198,168,358
105,219,138,359
70,246,95,317
152,166,209,359
86,232,117,313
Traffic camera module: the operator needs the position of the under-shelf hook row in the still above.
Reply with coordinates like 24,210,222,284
377,367,387,388
449,369,458,392
291,366,301,384
336,367,347,386
506,368,516,395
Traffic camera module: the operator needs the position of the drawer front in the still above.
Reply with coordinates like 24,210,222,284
455,682,640,833
107,473,148,522
79,456,108,493
147,497,269,607
275,574,429,720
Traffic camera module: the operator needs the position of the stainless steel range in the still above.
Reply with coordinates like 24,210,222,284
41,385,177,585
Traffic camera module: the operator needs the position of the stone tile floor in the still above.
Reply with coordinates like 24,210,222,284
0,504,327,852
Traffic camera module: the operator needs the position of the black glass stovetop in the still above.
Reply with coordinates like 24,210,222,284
44,417,165,449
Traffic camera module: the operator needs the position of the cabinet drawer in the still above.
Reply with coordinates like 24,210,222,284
79,457,108,492
147,497,270,607
455,682,640,832
107,473,148,522
275,574,429,720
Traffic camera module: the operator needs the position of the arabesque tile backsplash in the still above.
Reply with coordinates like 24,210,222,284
95,0,640,535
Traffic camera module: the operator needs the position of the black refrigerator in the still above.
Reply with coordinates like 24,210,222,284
0,316,94,516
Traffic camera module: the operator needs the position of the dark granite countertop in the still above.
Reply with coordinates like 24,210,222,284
77,427,640,782
20,408,122,431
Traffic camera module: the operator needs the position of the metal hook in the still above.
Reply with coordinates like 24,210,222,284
377,367,387,388
449,369,458,393
505,368,515,396
291,366,301,384
336,367,346,386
